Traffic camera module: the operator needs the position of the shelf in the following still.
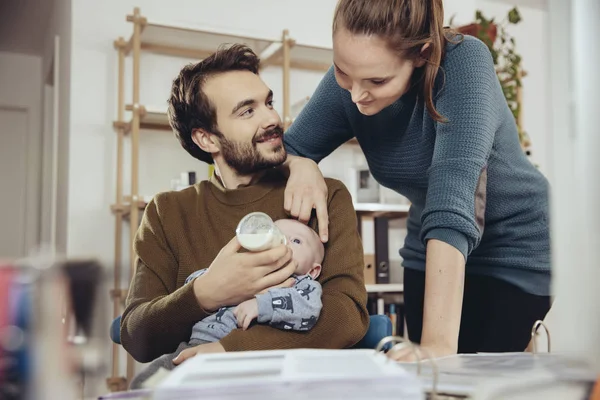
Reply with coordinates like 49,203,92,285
124,16,279,61
114,105,171,134
123,12,334,73
287,43,333,72
366,283,404,293
115,106,359,149
138,106,171,129
122,16,333,73
353,203,410,218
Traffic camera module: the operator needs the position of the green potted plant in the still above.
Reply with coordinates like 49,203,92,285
453,8,531,153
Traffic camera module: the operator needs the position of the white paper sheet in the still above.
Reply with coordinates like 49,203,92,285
152,348,424,400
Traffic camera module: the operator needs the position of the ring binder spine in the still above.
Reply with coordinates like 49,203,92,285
531,319,551,354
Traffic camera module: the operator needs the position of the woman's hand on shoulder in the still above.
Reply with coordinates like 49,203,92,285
283,155,329,242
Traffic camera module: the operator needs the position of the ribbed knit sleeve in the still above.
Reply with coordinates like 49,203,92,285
283,67,354,162
120,195,210,363
420,38,501,259
220,180,369,351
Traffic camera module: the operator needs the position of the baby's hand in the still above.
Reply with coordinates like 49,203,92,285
234,298,259,330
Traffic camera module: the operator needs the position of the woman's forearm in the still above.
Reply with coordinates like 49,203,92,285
421,239,466,353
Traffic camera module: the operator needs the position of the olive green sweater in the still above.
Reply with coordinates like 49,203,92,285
121,170,369,363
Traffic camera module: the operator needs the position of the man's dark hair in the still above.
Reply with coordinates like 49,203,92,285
167,44,261,164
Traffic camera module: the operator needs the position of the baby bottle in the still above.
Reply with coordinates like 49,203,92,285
235,212,287,251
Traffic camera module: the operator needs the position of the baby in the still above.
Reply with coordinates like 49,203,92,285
130,218,325,389
187,218,325,341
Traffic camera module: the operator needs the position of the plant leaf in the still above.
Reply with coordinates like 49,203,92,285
508,7,522,24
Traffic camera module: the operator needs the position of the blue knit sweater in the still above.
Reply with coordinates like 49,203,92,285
283,35,551,296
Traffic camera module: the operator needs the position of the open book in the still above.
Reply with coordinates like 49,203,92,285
152,348,424,400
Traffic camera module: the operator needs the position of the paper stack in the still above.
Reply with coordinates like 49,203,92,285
399,352,598,398
152,348,424,400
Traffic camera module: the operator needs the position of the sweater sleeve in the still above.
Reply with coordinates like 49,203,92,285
220,180,369,351
420,37,502,259
283,67,354,163
120,196,210,363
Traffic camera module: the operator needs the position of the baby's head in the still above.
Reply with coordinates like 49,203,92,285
274,219,324,280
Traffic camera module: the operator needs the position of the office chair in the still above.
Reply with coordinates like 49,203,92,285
110,314,392,349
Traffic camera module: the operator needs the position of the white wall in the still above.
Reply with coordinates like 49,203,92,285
476,0,551,178
0,52,42,256
548,0,600,371
568,0,600,371
444,0,478,25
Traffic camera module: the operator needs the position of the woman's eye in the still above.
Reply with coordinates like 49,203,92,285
370,79,387,85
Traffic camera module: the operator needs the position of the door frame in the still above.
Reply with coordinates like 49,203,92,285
0,104,34,258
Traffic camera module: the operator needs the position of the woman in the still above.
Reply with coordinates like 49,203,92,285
283,0,551,359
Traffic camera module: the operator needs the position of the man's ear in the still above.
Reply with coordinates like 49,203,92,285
414,42,432,68
192,128,220,154
308,264,322,280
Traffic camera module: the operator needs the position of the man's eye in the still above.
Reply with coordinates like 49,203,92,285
241,108,254,117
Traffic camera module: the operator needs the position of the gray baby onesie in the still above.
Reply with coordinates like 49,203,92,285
186,269,323,342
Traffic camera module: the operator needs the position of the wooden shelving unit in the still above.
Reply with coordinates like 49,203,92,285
114,104,359,147
108,7,340,391
108,7,405,392
121,19,278,60
109,9,288,391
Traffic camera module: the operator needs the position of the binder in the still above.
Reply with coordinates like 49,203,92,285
363,254,376,285
358,215,377,285
374,217,390,283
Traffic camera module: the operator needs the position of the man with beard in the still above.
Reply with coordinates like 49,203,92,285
121,44,369,388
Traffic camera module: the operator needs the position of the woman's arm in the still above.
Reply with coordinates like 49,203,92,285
416,37,503,357
421,239,465,356
282,155,330,241
282,68,354,241
283,67,354,162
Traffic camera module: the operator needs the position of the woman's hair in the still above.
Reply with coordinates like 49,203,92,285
333,0,458,122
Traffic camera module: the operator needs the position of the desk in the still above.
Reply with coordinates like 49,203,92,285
97,352,598,400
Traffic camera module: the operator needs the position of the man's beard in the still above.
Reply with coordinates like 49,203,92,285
218,126,286,175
